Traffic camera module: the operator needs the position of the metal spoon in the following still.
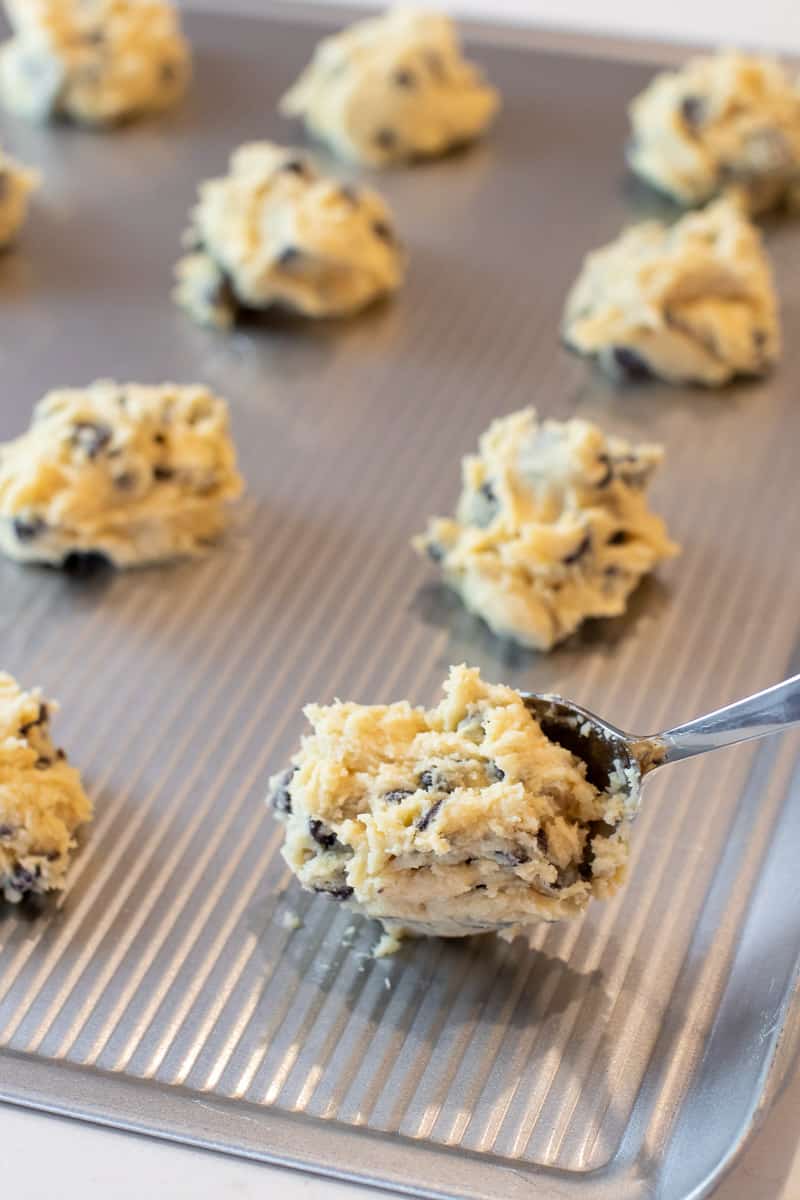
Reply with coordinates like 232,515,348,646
522,672,800,815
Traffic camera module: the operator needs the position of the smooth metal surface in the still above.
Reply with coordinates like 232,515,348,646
1,8,800,1200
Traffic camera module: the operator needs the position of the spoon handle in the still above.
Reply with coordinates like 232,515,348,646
656,673,800,764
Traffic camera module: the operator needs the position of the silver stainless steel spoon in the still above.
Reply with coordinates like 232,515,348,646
522,672,800,814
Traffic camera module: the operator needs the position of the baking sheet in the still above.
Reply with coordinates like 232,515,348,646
1,8,800,1199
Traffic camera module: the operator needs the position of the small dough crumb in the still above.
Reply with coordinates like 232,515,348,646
0,673,92,902
279,8,499,167
413,408,677,650
267,666,635,951
628,51,800,213
0,381,243,568
174,141,405,329
374,929,403,958
562,197,779,386
279,910,302,931
0,149,37,247
0,0,190,126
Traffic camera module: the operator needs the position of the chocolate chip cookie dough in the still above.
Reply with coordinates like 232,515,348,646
563,197,779,386
268,665,634,948
174,142,405,329
628,51,800,213
0,673,92,902
0,381,243,568
413,409,677,651
0,0,190,126
279,8,499,167
0,147,37,247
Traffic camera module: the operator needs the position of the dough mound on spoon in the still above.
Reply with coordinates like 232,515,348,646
0,672,92,903
279,7,499,167
268,665,634,952
0,0,190,126
0,380,243,568
174,141,405,328
562,196,780,386
413,408,678,651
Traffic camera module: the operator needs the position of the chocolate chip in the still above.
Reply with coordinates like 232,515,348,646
494,848,530,867
270,767,296,815
372,220,394,243
281,158,309,176
153,466,174,481
680,94,706,131
578,844,595,882
13,516,46,542
595,453,613,488
426,542,444,563
608,530,630,545
313,883,353,900
309,819,338,850
113,472,137,490
480,481,496,504
384,789,413,804
277,246,301,266
374,128,397,151
63,551,112,576
0,825,13,838
416,797,444,831
536,828,548,854
160,60,178,84
393,68,416,87
20,704,48,736
611,346,652,382
34,757,51,770
153,432,167,445
417,769,454,794
563,534,591,565
45,850,61,861
486,761,505,782
8,865,37,895
72,421,112,459
473,884,487,891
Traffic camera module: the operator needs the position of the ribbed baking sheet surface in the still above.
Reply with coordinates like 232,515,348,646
1,9,799,1199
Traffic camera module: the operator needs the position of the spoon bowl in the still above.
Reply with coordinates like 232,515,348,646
520,692,664,819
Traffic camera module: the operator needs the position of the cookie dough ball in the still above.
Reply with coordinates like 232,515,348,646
563,198,779,387
0,148,37,247
413,409,678,651
0,381,243,568
268,665,633,948
0,0,190,126
0,673,92,902
279,8,499,167
174,141,405,329
628,51,800,213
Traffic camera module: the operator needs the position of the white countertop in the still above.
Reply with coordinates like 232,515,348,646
4,3,800,1198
